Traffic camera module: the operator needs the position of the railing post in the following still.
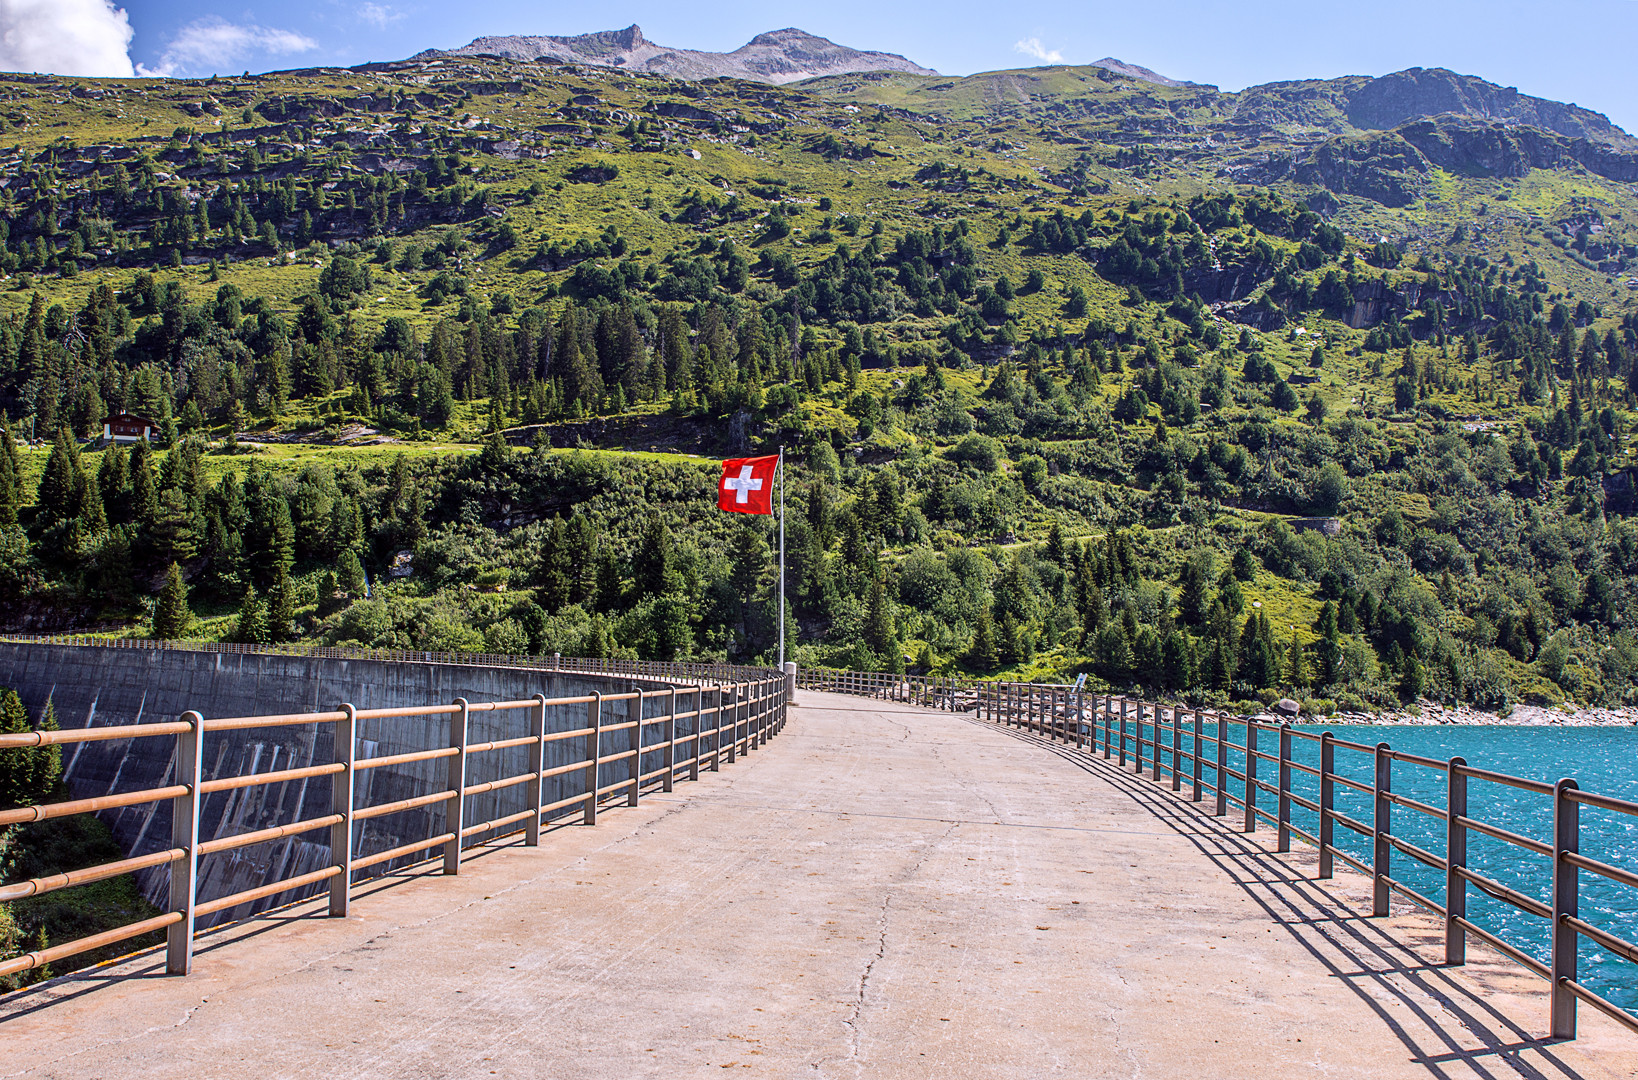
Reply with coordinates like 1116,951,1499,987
1191,708,1202,802
628,689,643,807
724,683,737,764
166,710,204,975
1130,700,1139,770
1550,778,1580,1040
1373,742,1391,917
663,688,677,793
711,685,724,771
526,693,547,845
1103,695,1112,758
1076,687,1086,750
1444,756,1466,965
445,698,470,874
1243,722,1257,832
1142,702,1153,777
584,692,603,825
330,704,357,914
1118,698,1127,767
1136,702,1147,776
1215,713,1227,816
1171,706,1182,791
1277,723,1292,853
1318,732,1335,878
1153,704,1163,777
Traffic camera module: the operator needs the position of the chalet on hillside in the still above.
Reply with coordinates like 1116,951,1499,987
101,414,155,444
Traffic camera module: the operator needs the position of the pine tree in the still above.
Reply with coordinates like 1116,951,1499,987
128,439,158,525
631,514,676,600
18,292,44,381
234,585,269,644
267,567,296,642
96,443,127,521
1176,553,1212,626
0,422,18,525
581,613,614,659
593,546,622,613
537,518,571,612
1287,629,1307,690
151,562,191,639
1078,584,1107,648
565,515,598,604
965,609,999,671
1161,630,1194,691
0,690,60,810
1315,601,1342,687
1044,522,1067,569
35,427,84,525
864,575,897,662
479,429,510,472
337,550,367,596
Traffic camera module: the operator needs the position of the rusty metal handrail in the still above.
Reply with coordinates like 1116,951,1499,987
0,652,790,987
803,667,1638,1043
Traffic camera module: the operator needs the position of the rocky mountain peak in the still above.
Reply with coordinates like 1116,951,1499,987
416,26,935,85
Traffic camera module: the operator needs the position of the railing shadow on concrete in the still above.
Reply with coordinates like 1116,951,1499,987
798,666,1638,1044
976,717,1609,1075
0,637,789,987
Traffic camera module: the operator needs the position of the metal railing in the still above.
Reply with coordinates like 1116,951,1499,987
795,667,983,710
0,649,788,984
801,669,1638,1042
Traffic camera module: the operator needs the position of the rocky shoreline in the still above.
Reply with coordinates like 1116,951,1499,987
1311,701,1638,727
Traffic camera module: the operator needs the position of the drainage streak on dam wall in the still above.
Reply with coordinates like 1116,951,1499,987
0,642,675,926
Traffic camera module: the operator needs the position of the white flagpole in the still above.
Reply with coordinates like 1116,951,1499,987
778,446,786,671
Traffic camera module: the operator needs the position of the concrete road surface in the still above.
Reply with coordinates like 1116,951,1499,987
2,690,1633,1079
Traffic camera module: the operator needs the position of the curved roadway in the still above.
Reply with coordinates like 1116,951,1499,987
2,690,1633,1079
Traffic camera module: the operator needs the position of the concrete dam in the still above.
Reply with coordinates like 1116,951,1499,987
0,642,700,925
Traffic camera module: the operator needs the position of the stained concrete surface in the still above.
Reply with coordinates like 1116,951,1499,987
0,642,673,922
1,691,1633,1079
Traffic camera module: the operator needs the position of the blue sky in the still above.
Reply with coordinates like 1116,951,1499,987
19,0,1638,133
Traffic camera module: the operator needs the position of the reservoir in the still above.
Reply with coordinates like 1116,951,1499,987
1196,722,1638,1010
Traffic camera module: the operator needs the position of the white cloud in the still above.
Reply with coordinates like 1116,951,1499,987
138,17,317,77
0,0,135,77
1013,37,1064,64
357,4,404,29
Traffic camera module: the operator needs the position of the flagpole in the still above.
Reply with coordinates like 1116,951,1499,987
778,446,785,671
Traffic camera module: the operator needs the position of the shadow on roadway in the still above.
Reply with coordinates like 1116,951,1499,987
962,710,1597,1080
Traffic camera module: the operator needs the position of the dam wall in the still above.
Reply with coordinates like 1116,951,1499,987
0,642,699,925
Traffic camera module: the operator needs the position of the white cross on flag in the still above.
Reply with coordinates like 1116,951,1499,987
717,455,778,515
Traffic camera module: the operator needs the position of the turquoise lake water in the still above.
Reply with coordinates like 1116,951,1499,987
1132,721,1638,1012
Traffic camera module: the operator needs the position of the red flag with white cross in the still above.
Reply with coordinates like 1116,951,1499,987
717,455,778,515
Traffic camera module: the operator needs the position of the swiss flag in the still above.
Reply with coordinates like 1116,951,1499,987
717,455,778,515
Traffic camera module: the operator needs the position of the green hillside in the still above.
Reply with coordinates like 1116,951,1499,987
0,54,1636,716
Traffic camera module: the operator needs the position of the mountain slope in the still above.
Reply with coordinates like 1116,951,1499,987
0,51,1633,720
416,25,936,84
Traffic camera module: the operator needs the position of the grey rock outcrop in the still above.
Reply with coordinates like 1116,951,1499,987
416,25,935,85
